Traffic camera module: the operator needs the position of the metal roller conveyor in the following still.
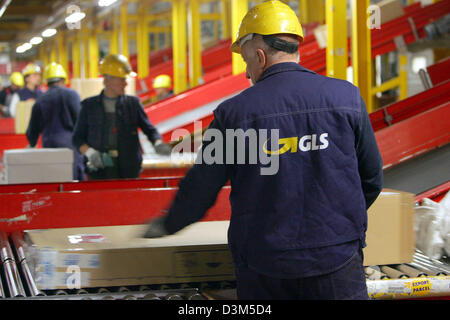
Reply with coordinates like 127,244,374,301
0,232,26,298
10,232,44,297
396,264,429,278
366,249,450,300
10,288,208,300
3,229,449,300
380,266,410,279
0,268,4,298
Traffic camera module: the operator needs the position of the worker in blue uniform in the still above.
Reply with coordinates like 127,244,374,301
9,63,43,117
26,62,85,181
142,1,383,300
0,72,24,117
72,54,172,180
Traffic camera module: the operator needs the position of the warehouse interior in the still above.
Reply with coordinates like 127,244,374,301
0,0,449,301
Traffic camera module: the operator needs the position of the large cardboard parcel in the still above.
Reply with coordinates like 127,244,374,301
363,189,415,266
24,190,415,290
24,221,234,290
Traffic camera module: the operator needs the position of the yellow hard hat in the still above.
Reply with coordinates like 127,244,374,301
44,62,67,82
99,54,134,78
153,74,172,89
22,63,42,76
230,0,304,54
10,72,25,87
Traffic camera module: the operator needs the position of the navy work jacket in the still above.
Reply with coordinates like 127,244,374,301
72,91,162,178
17,87,42,100
162,63,383,278
26,86,85,180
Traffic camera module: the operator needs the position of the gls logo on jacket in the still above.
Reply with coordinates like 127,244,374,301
263,133,329,155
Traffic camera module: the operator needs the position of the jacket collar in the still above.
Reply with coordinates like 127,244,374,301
257,62,316,83
98,89,123,104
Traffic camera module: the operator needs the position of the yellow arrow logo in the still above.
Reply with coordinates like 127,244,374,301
263,137,298,155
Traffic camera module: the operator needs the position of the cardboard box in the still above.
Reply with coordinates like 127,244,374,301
71,78,136,101
363,189,415,266
23,189,415,290
14,100,34,134
24,221,234,290
4,148,74,184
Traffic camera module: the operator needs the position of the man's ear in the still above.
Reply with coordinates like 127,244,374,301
256,48,267,68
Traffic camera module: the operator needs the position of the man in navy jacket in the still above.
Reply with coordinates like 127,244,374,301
9,63,43,117
72,54,171,180
26,62,85,180
143,1,383,300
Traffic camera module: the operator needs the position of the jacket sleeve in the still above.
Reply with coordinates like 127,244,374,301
66,90,82,128
72,100,89,151
26,102,43,147
135,98,162,144
163,117,231,234
355,97,383,209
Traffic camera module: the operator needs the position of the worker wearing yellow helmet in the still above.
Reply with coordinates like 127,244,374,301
73,54,172,180
10,72,25,87
0,72,24,117
142,1,382,300
153,74,173,101
26,62,86,180
9,63,43,117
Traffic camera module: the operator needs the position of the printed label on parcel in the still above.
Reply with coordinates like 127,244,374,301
173,249,234,277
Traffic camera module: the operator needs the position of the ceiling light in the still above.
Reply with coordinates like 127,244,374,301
42,28,57,37
16,45,26,54
98,0,117,7
21,43,32,51
65,11,86,24
16,43,32,54
30,37,43,45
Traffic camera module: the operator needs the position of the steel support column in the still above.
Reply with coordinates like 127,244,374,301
82,24,89,78
188,0,202,87
326,0,348,80
110,13,119,54
221,0,230,39
72,34,81,79
88,31,99,78
399,54,408,100
39,46,48,69
351,0,373,113
172,0,188,94
50,40,56,64
300,0,325,24
136,4,149,78
120,2,129,57
299,0,309,24
231,0,247,75
57,32,68,72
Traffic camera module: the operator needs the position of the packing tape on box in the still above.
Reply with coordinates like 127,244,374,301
367,276,450,299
